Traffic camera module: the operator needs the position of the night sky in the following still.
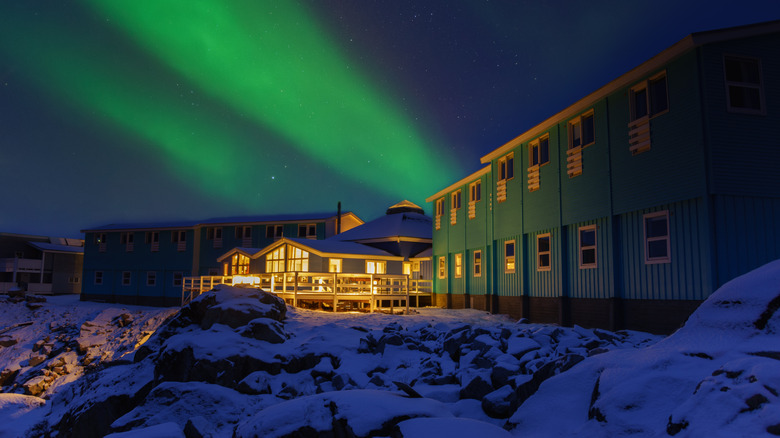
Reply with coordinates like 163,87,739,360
2,1,779,238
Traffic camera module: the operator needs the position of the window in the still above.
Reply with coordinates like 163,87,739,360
412,261,420,272
537,234,551,271
145,231,159,244
120,232,134,251
231,253,250,275
630,72,668,121
366,260,386,274
298,224,317,239
579,226,597,269
505,241,515,273
172,230,186,243
644,211,670,264
498,152,514,181
329,258,342,273
473,250,482,277
68,276,80,284
287,246,309,272
469,180,481,203
173,272,183,287
569,111,595,149
435,198,444,230
146,272,156,287
724,56,763,114
206,227,222,240
236,226,252,239
529,135,550,167
94,271,103,285
266,246,285,273
438,256,446,279
94,233,106,245
122,271,131,286
403,262,411,276
450,190,462,225
454,253,462,278
266,225,283,239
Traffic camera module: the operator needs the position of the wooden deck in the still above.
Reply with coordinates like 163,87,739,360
182,272,432,312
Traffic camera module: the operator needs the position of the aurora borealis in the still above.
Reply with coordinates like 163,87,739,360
2,1,778,237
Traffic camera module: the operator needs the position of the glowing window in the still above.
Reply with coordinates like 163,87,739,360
287,246,309,272
232,253,250,275
438,256,446,279
266,246,286,273
329,258,342,273
366,260,386,274
537,234,551,271
505,241,515,273
454,253,462,278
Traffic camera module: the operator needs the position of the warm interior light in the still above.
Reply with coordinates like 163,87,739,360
232,275,260,286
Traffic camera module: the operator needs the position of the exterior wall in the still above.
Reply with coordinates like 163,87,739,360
48,252,83,294
566,217,614,300
701,34,780,198
493,235,523,299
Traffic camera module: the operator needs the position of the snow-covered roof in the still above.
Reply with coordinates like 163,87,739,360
254,237,398,259
27,242,84,254
216,247,263,262
331,211,431,242
82,220,199,232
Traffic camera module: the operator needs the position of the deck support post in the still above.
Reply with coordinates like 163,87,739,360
332,273,338,312
406,275,410,314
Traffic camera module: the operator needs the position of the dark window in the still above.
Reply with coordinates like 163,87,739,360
644,212,670,263
649,76,668,116
582,113,595,145
725,57,763,112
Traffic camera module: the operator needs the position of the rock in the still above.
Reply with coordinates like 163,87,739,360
32,340,45,352
25,295,47,303
28,353,47,367
238,318,287,344
184,416,210,438
460,375,493,400
0,336,17,347
114,313,134,328
0,368,20,387
491,363,519,389
22,375,48,396
482,385,517,418
188,285,287,330
237,372,272,395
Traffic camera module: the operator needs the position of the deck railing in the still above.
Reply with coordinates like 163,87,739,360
182,272,433,309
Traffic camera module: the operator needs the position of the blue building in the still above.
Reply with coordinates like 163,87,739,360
81,212,362,306
427,20,780,333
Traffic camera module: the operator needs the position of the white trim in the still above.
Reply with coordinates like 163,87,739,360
504,240,516,274
473,250,482,278
578,225,598,269
454,253,462,278
723,54,765,115
537,233,552,272
438,256,446,279
643,211,671,264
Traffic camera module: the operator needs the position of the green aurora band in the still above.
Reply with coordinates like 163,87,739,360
1,1,463,211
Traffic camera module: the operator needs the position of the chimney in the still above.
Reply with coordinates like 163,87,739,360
336,201,342,235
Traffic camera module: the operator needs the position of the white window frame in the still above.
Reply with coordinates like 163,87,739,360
146,271,156,287
438,256,446,279
365,260,386,275
329,258,342,273
94,271,103,285
724,55,764,115
454,253,462,278
578,225,597,269
504,240,516,274
644,211,671,264
537,233,551,272
473,250,482,277
122,271,132,286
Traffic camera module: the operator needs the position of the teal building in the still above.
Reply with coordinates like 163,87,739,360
427,21,780,333
81,212,362,306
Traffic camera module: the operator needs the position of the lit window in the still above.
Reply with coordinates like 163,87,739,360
287,245,309,272
644,211,670,264
454,253,462,278
473,250,482,277
329,258,342,273
146,272,156,287
438,256,446,279
266,246,285,273
403,262,411,276
630,73,668,121
505,241,515,273
232,253,250,275
724,56,763,113
537,234,551,271
122,271,131,286
266,225,283,239
366,260,386,274
412,261,420,272
579,226,597,269
94,271,103,285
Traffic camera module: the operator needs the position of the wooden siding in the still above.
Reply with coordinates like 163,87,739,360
700,35,780,197
567,218,614,299
619,198,711,300
560,102,613,225
522,127,562,233
492,152,525,240
712,195,780,288
608,53,707,215
467,247,487,295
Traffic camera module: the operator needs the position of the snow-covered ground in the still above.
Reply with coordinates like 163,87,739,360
0,259,778,437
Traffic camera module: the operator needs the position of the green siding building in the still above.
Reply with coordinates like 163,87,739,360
427,21,780,333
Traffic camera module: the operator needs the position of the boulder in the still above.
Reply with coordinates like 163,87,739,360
482,385,517,419
238,318,287,344
459,375,493,400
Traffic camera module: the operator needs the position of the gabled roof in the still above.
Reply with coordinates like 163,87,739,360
27,242,84,254
480,19,780,163
253,237,399,260
216,247,263,263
